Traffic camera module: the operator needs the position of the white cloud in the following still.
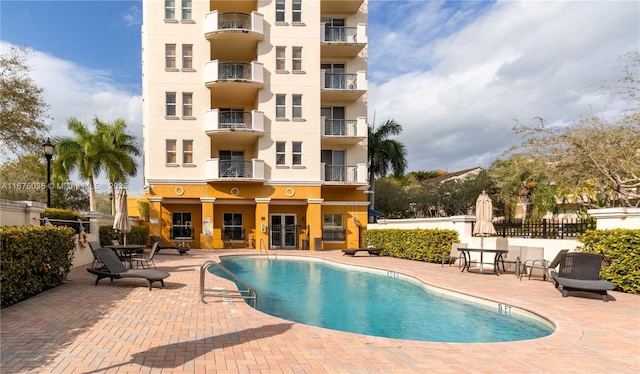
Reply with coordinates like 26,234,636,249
1,41,144,193
369,0,639,173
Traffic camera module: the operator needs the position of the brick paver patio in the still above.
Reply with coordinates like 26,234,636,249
1,248,638,373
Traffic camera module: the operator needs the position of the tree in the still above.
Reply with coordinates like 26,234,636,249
0,153,89,210
368,119,407,210
95,118,140,213
0,46,50,157
52,117,140,212
512,117,639,208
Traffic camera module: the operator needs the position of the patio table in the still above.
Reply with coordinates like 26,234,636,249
459,248,508,276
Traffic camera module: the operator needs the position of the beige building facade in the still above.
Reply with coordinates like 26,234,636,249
142,0,369,250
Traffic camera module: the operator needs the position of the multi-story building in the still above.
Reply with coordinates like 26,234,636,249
142,0,368,250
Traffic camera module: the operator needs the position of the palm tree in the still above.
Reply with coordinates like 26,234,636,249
53,117,140,212
95,119,140,214
368,119,407,210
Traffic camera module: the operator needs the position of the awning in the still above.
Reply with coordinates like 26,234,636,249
368,208,385,217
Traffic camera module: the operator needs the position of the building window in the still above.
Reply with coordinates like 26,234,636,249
182,44,193,69
165,44,176,69
165,92,177,117
323,213,345,241
276,0,285,22
292,141,302,165
182,92,193,117
166,139,177,164
182,140,193,164
165,0,176,20
292,0,302,23
181,0,192,20
276,94,286,118
223,213,244,241
171,212,192,239
292,47,302,71
276,46,286,71
292,94,302,119
276,141,286,165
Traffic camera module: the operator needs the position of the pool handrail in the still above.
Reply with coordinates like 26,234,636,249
199,260,257,307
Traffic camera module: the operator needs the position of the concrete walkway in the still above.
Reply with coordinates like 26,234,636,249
1,248,638,373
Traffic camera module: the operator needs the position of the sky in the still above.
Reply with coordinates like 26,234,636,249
1,0,639,195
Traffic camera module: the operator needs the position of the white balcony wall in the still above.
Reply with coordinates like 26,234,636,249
356,116,367,137
204,11,219,33
205,159,220,180
204,60,219,84
252,159,265,180
251,61,264,83
251,11,263,34
357,163,368,184
357,23,367,44
204,110,219,132
357,70,367,91
252,110,264,132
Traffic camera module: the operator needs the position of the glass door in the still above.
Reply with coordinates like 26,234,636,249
270,214,297,249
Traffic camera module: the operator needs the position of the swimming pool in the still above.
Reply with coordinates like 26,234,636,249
211,256,554,343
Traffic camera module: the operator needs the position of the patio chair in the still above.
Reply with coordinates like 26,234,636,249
520,249,569,281
499,245,524,275
131,242,159,269
518,246,544,278
442,242,468,268
111,239,120,246
87,248,170,290
88,241,104,268
150,235,189,255
550,252,614,302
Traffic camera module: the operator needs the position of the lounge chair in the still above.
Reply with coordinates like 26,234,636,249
520,249,569,281
550,252,614,302
88,241,104,268
87,248,170,290
442,242,467,268
150,235,189,255
342,248,382,256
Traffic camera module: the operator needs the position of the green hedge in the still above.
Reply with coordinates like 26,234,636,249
99,225,149,247
42,208,86,220
363,228,459,262
1,226,76,308
577,229,640,294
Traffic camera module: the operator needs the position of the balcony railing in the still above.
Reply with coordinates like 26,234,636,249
324,165,358,182
323,26,358,43
323,119,358,136
220,160,253,178
205,61,264,85
205,158,265,180
324,73,358,89
204,11,264,36
205,110,264,132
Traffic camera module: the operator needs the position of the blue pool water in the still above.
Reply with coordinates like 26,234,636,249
211,256,554,343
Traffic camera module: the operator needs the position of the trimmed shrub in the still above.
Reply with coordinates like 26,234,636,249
577,229,640,294
363,228,459,262
1,226,76,308
42,208,86,220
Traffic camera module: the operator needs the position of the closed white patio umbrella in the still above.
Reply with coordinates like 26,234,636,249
473,191,496,248
113,188,131,245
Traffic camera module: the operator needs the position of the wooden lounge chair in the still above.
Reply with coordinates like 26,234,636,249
87,248,170,290
342,248,381,256
150,235,189,255
550,252,614,302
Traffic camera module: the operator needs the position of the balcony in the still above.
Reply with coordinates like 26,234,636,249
205,61,263,102
204,11,264,38
205,158,265,182
321,70,366,101
322,163,367,184
321,24,367,58
205,109,264,142
321,116,367,145
321,0,364,14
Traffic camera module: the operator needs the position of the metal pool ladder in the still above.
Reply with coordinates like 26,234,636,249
199,260,257,307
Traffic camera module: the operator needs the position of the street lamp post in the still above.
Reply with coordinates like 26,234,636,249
43,138,55,208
